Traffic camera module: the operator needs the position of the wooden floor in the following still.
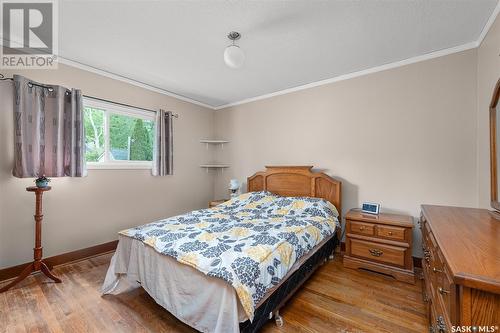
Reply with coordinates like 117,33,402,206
0,253,427,333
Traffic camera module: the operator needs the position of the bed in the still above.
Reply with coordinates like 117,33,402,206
102,166,342,333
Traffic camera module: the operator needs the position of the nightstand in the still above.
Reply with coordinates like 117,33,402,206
208,199,229,208
343,208,415,284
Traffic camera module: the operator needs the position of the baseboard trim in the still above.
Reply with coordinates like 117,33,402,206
2,240,421,282
0,240,118,283
340,241,422,269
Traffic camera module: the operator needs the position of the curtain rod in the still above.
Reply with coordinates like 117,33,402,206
0,74,13,81
0,74,179,118
83,95,179,118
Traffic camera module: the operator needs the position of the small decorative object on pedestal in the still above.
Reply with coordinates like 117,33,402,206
34,175,50,188
229,179,240,198
0,186,61,292
4,75,86,293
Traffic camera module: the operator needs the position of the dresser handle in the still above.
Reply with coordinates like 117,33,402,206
436,316,447,332
423,248,430,263
359,226,365,231
369,249,383,257
432,267,443,274
438,287,449,295
419,215,426,230
388,231,393,235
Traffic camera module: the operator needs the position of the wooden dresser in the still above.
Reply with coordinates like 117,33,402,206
420,205,500,332
343,209,415,284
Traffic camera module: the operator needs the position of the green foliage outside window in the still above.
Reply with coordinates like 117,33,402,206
130,119,154,161
84,107,104,162
84,106,154,163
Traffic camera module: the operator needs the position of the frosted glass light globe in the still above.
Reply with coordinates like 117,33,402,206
224,45,245,69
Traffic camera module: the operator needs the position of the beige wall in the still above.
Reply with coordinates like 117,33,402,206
214,50,479,256
0,64,215,268
477,14,500,208
1,15,498,268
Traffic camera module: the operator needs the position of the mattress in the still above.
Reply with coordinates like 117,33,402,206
102,233,338,333
102,191,340,332
102,235,246,332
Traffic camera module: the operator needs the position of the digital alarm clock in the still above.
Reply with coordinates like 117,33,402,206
362,202,380,215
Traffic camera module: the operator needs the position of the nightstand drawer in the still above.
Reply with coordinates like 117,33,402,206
349,239,406,267
376,225,405,241
350,221,375,236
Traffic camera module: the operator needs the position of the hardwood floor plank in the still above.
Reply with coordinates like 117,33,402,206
0,253,427,333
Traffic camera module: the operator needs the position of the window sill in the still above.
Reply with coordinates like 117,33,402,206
86,162,153,170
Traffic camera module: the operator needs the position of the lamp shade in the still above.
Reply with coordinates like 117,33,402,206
224,45,245,69
229,179,240,190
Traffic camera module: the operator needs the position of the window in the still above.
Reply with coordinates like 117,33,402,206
83,98,155,169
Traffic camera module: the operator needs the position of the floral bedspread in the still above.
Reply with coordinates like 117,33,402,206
119,191,339,320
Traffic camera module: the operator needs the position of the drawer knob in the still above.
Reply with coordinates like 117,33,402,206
436,316,447,332
359,226,365,231
423,248,430,263
438,287,449,295
369,248,383,257
423,293,429,303
388,231,393,235
432,267,443,274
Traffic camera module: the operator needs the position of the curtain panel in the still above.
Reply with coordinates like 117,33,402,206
152,109,173,176
12,75,86,178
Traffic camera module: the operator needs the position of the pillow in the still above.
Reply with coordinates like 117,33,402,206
266,195,339,219
219,191,338,220
217,191,277,209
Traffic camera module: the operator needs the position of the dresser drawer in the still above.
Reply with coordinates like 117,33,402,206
349,221,375,236
433,253,456,323
376,225,406,241
349,239,406,267
421,266,433,320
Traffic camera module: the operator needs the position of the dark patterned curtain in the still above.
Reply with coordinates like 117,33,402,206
152,109,173,176
12,75,86,178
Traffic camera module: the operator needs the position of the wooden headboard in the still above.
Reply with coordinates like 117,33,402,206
247,166,342,215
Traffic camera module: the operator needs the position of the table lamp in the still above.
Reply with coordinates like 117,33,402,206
229,179,240,198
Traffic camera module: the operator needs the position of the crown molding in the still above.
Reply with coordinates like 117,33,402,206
0,39,216,109
57,57,216,110
215,1,500,110
213,41,478,110
477,0,500,46
2,1,498,111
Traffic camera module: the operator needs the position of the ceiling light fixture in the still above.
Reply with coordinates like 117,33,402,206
224,31,245,69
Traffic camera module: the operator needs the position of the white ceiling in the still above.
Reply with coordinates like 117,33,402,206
58,0,498,108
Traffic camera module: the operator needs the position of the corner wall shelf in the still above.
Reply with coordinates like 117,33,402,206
200,139,229,149
200,164,230,173
200,139,230,173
